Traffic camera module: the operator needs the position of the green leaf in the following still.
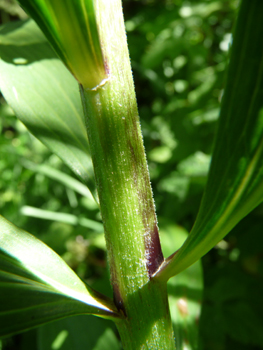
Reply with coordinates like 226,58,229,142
21,159,97,205
38,315,120,350
0,215,120,337
0,19,97,201
20,206,103,232
155,0,263,280
18,0,107,89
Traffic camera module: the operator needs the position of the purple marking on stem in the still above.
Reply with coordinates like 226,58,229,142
145,223,164,277
113,283,126,316
127,135,164,277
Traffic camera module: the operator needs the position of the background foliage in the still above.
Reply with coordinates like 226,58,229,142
0,0,263,349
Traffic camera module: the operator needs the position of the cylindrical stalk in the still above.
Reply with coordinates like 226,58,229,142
80,0,175,348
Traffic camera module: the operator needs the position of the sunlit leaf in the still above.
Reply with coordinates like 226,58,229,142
18,0,107,89
0,215,119,337
0,19,97,200
156,0,263,279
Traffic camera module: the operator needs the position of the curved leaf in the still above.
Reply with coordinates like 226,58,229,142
0,215,120,337
0,19,97,200
21,159,97,205
155,0,263,280
18,0,107,89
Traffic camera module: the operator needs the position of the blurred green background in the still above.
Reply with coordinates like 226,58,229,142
0,0,263,349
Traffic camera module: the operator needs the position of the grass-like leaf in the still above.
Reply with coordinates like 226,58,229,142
21,159,97,205
20,206,103,232
18,0,107,89
0,215,120,337
155,0,263,280
0,19,97,200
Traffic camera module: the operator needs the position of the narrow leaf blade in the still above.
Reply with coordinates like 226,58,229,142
18,0,107,89
156,0,263,280
0,215,119,337
20,205,103,232
21,160,96,203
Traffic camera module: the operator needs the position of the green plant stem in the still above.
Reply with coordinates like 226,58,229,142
80,0,175,348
